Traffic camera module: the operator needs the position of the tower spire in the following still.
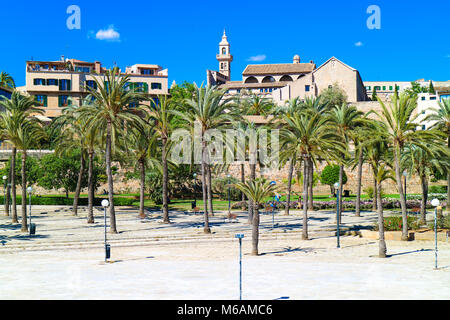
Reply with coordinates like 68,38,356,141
217,30,233,81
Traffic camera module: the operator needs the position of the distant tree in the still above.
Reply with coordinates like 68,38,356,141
0,71,15,89
372,87,378,101
394,84,399,99
404,81,428,97
319,84,348,108
320,164,347,196
428,81,436,94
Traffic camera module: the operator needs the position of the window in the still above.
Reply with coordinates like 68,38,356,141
133,82,148,93
382,86,386,91
222,47,226,55
86,80,97,90
128,102,138,108
59,95,71,107
151,83,162,90
59,79,71,91
366,86,371,90
141,69,154,75
33,78,46,86
47,79,58,86
237,89,241,93
75,66,90,73
422,125,426,130
389,86,393,90
35,95,47,107
375,86,381,90
421,97,426,101
305,85,310,92
430,96,437,100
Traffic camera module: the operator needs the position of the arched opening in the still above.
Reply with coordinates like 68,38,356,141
297,74,305,80
262,76,275,83
244,76,258,84
222,47,227,55
280,75,293,82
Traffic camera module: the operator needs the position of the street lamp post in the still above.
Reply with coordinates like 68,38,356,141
270,181,277,229
193,173,197,212
7,183,11,215
334,182,340,248
431,198,440,270
3,176,6,215
27,186,35,235
227,174,231,218
102,199,110,262
235,233,244,300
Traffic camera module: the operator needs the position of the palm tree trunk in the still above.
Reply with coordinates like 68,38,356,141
338,164,344,224
20,151,28,233
206,163,214,217
302,156,309,240
11,147,18,223
285,158,294,216
308,158,314,210
87,150,95,224
240,163,245,211
251,202,260,256
420,174,428,225
394,147,408,241
5,162,11,216
139,158,146,219
447,137,450,212
248,162,256,224
201,139,210,233
162,136,170,223
73,153,85,216
106,120,117,234
377,181,386,258
372,171,378,212
355,150,363,217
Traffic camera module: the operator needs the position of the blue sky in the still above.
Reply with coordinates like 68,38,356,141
0,0,449,87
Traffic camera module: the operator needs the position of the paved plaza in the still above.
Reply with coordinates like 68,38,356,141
0,206,449,300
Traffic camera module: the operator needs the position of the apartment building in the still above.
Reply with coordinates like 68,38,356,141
24,58,169,118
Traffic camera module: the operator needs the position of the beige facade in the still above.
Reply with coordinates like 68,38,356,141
24,58,169,118
206,32,368,105
272,57,368,105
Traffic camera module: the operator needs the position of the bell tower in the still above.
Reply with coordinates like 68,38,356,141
216,30,233,80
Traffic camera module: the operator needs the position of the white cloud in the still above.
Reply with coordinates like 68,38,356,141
355,41,363,47
95,25,120,42
247,54,267,62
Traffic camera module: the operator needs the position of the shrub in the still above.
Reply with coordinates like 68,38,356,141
373,216,419,231
429,185,447,194
320,165,347,195
213,177,241,201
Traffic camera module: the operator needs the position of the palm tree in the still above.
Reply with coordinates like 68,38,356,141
425,99,450,211
52,105,88,216
374,164,395,258
179,85,234,233
0,91,43,224
241,94,273,116
79,69,147,233
0,71,15,89
235,178,276,255
125,114,160,219
15,117,45,232
329,103,365,221
402,142,449,224
146,95,178,223
375,93,443,240
280,111,345,239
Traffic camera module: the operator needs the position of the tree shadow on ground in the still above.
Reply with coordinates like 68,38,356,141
260,246,318,256
386,248,432,258
0,233,50,246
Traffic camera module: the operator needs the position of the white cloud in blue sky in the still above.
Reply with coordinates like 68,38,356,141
355,41,363,47
95,25,121,42
247,54,266,62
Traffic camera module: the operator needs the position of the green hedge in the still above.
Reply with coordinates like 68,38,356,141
0,196,135,206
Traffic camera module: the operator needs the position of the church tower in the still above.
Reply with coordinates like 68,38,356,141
216,30,233,80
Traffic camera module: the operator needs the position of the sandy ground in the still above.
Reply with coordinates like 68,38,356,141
0,206,449,300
